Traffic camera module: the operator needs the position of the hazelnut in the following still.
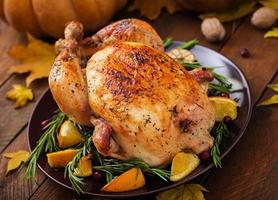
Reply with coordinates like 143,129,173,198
251,7,277,29
201,18,226,42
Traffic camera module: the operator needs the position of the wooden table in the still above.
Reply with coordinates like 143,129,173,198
0,10,277,200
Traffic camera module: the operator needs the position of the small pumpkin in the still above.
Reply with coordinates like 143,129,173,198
1,0,127,38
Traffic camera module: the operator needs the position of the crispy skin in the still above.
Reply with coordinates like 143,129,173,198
79,18,164,56
49,40,91,126
87,42,215,166
51,19,163,126
50,20,214,167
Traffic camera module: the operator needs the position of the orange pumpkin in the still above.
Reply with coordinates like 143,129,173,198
1,0,127,38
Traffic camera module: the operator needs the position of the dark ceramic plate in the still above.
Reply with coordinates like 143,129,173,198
28,41,253,198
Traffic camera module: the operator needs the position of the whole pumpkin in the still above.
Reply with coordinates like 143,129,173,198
0,0,127,38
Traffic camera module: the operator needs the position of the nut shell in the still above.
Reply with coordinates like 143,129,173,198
251,7,277,29
201,17,226,42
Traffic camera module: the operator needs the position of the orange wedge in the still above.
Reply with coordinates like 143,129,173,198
58,120,83,148
101,167,145,192
170,152,200,182
209,97,237,121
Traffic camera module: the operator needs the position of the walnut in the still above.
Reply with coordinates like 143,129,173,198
201,18,226,42
251,7,277,29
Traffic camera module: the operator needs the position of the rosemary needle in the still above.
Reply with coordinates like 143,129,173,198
178,39,199,49
24,110,66,180
211,122,231,168
163,37,173,48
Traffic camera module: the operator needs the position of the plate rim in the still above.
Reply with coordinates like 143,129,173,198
27,42,253,198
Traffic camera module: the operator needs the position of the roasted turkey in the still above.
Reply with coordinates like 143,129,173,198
49,19,215,167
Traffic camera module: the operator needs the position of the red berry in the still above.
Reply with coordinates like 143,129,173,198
219,92,230,98
240,48,250,58
223,116,233,125
199,151,211,161
93,171,104,181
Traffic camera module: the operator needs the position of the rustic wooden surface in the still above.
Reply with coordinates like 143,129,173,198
0,10,277,200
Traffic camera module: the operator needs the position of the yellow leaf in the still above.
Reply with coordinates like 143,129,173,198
6,84,33,108
259,0,278,10
199,1,256,22
264,28,278,38
9,34,56,87
268,83,278,92
257,95,278,106
3,150,29,174
156,184,208,200
128,0,181,20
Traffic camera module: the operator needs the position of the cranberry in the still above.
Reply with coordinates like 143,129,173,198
40,119,50,129
240,48,250,58
199,151,211,161
219,92,230,98
223,116,233,125
93,171,104,181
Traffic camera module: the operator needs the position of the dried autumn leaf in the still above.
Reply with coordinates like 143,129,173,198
3,150,29,174
129,0,181,20
199,1,256,22
6,84,33,108
264,28,278,38
259,0,278,10
257,95,278,106
267,84,278,92
156,184,208,200
9,33,56,87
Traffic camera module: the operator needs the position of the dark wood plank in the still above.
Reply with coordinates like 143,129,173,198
0,19,26,86
203,16,278,200
0,76,48,151
0,53,20,87
0,128,45,200
29,179,108,200
205,74,278,200
219,17,278,102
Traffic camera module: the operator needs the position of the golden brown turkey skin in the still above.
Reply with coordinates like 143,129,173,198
49,39,92,126
56,19,164,56
87,42,215,166
51,19,163,126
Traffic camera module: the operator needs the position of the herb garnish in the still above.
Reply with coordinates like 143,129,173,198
93,159,171,182
178,39,199,50
64,135,93,194
211,122,230,168
163,38,199,50
164,38,232,94
64,135,171,193
163,37,173,48
24,110,66,179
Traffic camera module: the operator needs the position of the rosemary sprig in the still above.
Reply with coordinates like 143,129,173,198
93,159,171,182
180,61,202,70
213,72,232,88
64,135,93,194
211,122,230,168
163,37,173,48
208,83,231,94
24,110,66,179
180,63,232,94
170,39,232,95
178,39,199,49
